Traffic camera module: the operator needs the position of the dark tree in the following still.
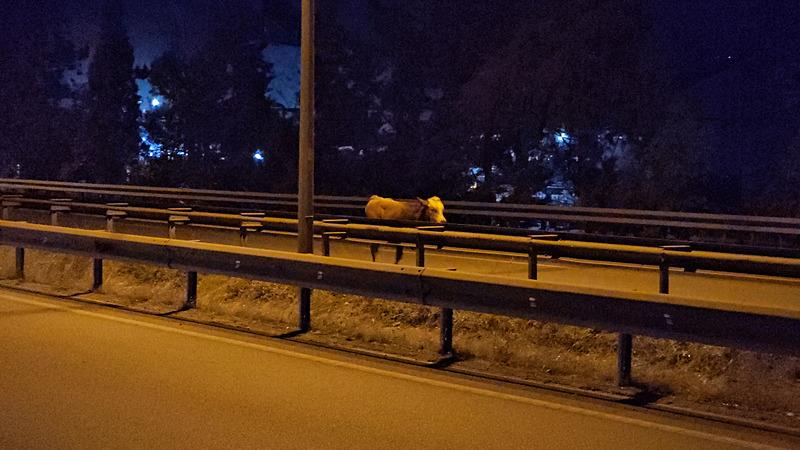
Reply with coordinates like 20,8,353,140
313,1,511,198
141,1,294,191
77,1,140,183
0,3,81,179
313,1,385,195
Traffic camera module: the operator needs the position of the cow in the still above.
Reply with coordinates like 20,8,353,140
365,195,446,223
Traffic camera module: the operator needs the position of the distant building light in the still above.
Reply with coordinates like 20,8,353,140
253,149,265,162
555,130,571,146
467,166,485,183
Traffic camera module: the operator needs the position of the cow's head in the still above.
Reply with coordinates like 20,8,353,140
418,196,446,223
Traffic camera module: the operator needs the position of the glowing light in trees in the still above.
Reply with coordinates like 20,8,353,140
253,149,265,163
554,130,572,148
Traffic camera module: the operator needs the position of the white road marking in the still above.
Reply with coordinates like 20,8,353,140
1,291,789,449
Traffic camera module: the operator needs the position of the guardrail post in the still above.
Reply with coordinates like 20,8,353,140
92,258,103,290
415,232,454,357
369,243,379,262
239,222,262,247
5,198,24,280
439,307,454,357
617,333,632,386
528,249,538,280
49,204,70,226
297,286,311,332
321,231,346,257
321,219,349,258
297,215,314,332
185,271,197,309
168,208,193,238
2,199,21,220
527,235,558,280
659,254,670,294
618,244,673,387
91,210,127,291
168,215,191,239
658,245,693,292
662,245,694,272
416,234,425,267
322,233,331,256
105,210,126,233
15,247,24,279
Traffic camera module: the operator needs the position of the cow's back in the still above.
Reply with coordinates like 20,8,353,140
365,196,417,220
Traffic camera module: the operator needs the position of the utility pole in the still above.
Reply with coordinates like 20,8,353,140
297,0,315,332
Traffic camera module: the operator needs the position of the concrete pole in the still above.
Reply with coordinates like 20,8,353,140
298,0,315,251
297,0,315,331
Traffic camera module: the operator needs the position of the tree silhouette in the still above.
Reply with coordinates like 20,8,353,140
77,0,140,183
141,1,294,191
0,3,81,179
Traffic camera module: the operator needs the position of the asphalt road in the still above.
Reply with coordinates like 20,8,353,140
1,288,798,449
9,210,800,314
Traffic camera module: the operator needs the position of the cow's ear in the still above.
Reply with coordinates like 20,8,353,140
417,197,429,206
429,196,441,202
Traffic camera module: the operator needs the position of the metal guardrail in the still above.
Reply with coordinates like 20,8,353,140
2,179,799,246
4,197,800,280
1,220,799,365
8,195,800,386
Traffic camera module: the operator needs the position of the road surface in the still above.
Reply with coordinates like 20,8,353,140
0,288,797,449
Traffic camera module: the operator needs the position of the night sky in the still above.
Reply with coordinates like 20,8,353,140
652,2,800,182
61,1,800,90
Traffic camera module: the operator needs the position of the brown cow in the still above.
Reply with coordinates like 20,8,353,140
365,195,446,223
